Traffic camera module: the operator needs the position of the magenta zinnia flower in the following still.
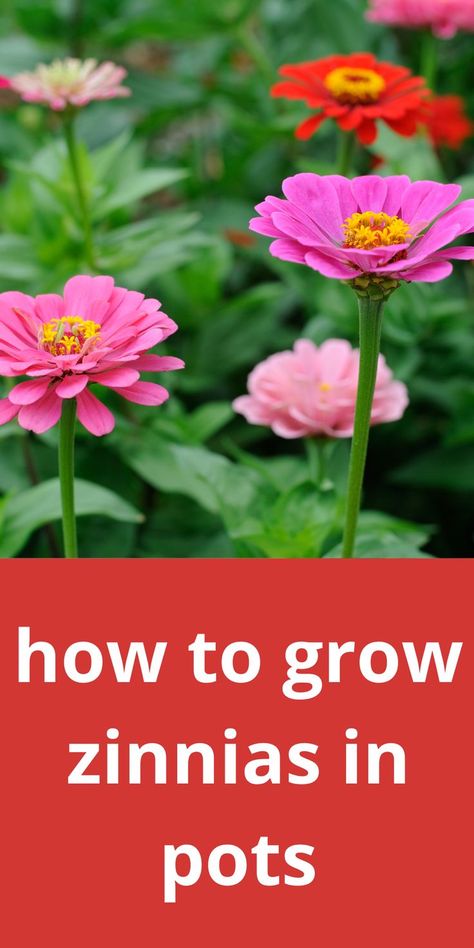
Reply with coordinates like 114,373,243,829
366,0,474,38
0,275,183,435
250,174,474,283
234,339,408,438
9,58,130,110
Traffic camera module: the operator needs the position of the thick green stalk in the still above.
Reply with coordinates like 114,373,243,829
342,295,384,558
63,112,96,270
59,399,78,558
337,130,356,177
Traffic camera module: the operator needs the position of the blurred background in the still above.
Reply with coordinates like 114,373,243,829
0,0,473,557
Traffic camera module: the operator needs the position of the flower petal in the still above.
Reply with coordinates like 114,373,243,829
63,274,115,317
18,390,62,433
0,398,19,425
8,378,51,405
76,388,115,436
134,354,185,372
55,375,89,398
93,367,140,388
113,381,170,406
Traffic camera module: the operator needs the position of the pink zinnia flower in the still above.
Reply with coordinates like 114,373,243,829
9,58,130,110
233,339,408,438
0,77,10,89
0,275,183,436
366,1,474,38
250,173,474,283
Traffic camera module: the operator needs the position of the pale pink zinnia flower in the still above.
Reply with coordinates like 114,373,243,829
233,339,408,438
250,174,474,283
0,275,183,436
366,1,474,38
9,58,130,110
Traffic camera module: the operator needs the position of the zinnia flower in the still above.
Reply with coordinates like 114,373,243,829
9,58,130,110
250,173,474,283
423,95,473,149
366,0,474,38
0,77,10,89
233,339,408,438
0,275,183,435
271,53,428,145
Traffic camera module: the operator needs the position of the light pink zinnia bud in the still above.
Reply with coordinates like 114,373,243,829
233,339,408,438
9,58,130,110
0,275,184,436
366,1,474,39
250,174,474,283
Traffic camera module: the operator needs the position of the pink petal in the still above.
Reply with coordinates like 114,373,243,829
317,340,355,381
399,260,454,282
249,216,285,238
304,249,353,278
92,367,140,388
113,381,169,406
401,182,461,227
63,275,115,317
0,398,19,425
18,390,62,433
282,174,346,241
8,378,51,405
433,246,474,261
34,294,65,323
55,375,89,398
76,388,115,436
269,238,307,264
134,355,185,372
351,175,388,213
382,176,411,216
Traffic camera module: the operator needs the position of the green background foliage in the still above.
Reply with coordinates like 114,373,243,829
0,0,472,557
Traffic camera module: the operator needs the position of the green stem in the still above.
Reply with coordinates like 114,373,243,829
59,398,78,558
342,295,384,558
420,29,438,89
337,130,356,177
63,111,96,270
306,438,327,488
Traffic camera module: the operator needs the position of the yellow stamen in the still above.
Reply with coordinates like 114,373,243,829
319,382,332,392
342,212,411,250
324,66,386,104
39,315,101,356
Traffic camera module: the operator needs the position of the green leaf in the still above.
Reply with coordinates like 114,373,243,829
114,430,231,513
0,478,143,558
94,168,188,217
231,483,343,558
325,510,432,558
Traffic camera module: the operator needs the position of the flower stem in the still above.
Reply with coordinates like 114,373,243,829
342,295,384,558
59,398,78,558
420,29,438,89
63,111,96,270
337,130,356,177
306,438,327,488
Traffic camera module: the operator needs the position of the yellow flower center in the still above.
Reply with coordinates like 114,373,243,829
319,382,332,392
342,212,412,250
39,315,101,357
324,66,386,104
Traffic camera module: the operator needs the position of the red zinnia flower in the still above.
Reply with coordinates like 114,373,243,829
423,95,473,150
271,52,429,146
